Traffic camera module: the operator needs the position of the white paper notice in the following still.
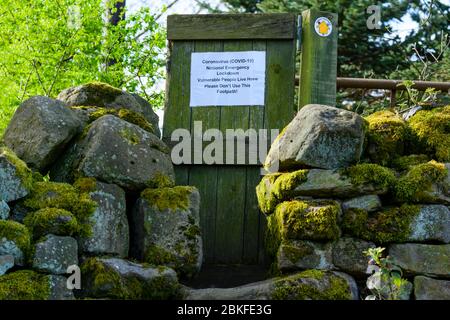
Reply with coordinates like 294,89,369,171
190,51,266,107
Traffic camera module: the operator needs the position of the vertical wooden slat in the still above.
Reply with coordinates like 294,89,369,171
188,40,223,263
298,9,338,108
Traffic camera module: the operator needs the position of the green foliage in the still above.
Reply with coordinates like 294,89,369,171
0,1,165,136
364,247,411,300
0,270,50,300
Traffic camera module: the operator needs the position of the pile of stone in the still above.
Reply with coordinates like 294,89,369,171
257,104,450,300
0,82,201,299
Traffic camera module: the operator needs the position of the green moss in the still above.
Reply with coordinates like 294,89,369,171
408,106,450,161
23,208,79,238
341,205,421,243
81,257,180,300
266,200,340,257
271,270,352,300
281,241,314,263
365,111,408,165
391,154,429,171
23,181,97,237
256,173,282,215
144,245,179,266
0,270,50,300
184,224,201,240
120,128,141,145
272,170,309,200
0,220,31,254
394,160,448,202
73,177,97,193
0,146,33,191
343,163,396,190
141,186,194,211
87,108,154,133
146,172,175,189
80,82,123,105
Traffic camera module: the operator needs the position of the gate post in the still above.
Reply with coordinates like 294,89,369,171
298,9,338,108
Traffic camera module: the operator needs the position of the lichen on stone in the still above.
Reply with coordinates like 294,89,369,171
408,106,450,162
119,128,141,145
0,270,50,300
85,107,154,134
140,186,195,211
394,160,448,203
0,146,34,191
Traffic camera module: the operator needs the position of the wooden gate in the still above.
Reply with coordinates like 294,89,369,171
163,14,298,265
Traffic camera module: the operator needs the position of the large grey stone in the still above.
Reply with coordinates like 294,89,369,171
0,200,9,220
389,244,450,278
79,181,129,257
48,275,75,300
80,257,180,299
185,270,358,300
50,115,174,191
57,82,160,137
332,237,376,276
33,235,78,275
0,255,14,276
3,96,81,171
131,186,202,279
277,240,333,272
265,104,365,171
414,276,450,300
408,205,450,243
342,195,381,213
0,148,31,202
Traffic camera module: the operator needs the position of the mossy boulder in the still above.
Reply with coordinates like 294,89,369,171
2,96,81,172
0,200,9,220
342,204,449,244
186,270,358,300
389,244,450,278
131,186,202,279
0,146,33,202
57,82,160,138
408,106,450,162
24,208,79,239
265,104,365,171
256,166,392,215
32,234,78,275
21,181,97,237
50,115,174,191
332,237,375,276
276,240,333,273
414,276,450,300
364,110,408,165
0,220,31,266
266,200,341,257
0,270,74,300
80,257,180,299
78,181,129,258
393,160,449,204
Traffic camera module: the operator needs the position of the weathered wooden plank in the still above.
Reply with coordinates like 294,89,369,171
188,40,223,263
168,14,297,40
163,41,193,140
174,166,189,185
265,40,297,129
299,9,338,108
